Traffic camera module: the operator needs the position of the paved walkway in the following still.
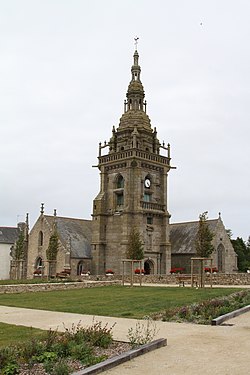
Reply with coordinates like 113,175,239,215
0,305,250,375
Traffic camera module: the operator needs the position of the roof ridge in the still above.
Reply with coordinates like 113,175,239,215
171,218,218,225
0,226,18,229
44,215,91,222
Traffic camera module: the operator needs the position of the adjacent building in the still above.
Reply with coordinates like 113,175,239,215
0,226,20,279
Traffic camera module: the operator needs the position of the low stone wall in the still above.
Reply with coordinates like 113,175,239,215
0,273,249,294
85,273,250,285
0,280,121,294
118,273,250,285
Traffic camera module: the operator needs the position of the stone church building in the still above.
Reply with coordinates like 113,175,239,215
10,49,237,279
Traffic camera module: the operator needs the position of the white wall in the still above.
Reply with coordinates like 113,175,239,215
0,244,11,279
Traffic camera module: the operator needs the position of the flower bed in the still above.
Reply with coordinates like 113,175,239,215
134,268,144,274
0,320,131,375
151,290,250,324
204,267,218,274
170,267,185,274
105,270,114,275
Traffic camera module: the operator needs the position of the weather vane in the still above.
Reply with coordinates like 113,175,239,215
134,36,139,50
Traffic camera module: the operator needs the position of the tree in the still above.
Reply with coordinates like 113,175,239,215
231,237,250,272
14,231,25,260
226,229,233,239
126,228,144,260
46,232,59,261
195,211,214,257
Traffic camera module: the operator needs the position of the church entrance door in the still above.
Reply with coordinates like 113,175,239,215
144,260,154,274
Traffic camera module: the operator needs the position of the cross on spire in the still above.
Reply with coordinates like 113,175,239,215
134,36,139,50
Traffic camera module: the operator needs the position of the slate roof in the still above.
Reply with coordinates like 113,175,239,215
44,216,92,258
0,227,19,244
170,219,218,254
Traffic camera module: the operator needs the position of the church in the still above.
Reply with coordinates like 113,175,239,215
10,48,238,279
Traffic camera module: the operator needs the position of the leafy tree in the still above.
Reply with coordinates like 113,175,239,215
231,237,250,272
46,232,59,261
226,229,233,239
15,231,25,260
195,211,214,257
126,228,144,260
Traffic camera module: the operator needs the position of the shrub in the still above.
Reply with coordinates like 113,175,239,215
2,362,19,375
0,319,118,374
20,338,45,362
127,317,158,348
158,290,250,324
0,347,19,375
52,359,71,375
69,342,93,363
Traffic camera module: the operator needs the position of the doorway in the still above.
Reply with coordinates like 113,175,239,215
144,259,154,274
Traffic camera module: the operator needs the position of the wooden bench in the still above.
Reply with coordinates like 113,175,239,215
56,269,71,279
176,275,198,287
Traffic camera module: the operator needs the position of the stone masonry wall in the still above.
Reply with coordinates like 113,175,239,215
0,280,120,294
119,273,250,285
1,273,249,294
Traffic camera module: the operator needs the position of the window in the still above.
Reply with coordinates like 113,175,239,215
35,257,43,268
38,231,43,246
147,217,153,224
144,193,151,202
117,193,124,206
77,261,85,276
117,175,124,188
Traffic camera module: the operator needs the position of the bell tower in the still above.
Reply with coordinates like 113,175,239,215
91,47,174,275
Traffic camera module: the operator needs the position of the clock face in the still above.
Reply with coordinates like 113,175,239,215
145,178,151,188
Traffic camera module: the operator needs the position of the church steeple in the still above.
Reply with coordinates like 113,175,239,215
124,49,146,113
92,43,173,276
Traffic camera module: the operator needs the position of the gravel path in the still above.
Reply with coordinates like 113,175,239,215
0,305,250,375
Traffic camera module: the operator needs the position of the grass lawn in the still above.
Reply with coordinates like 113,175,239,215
0,322,45,347
0,286,242,319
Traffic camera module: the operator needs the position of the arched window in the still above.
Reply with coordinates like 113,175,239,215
117,175,124,188
77,261,85,276
217,244,225,272
34,257,43,276
38,231,43,246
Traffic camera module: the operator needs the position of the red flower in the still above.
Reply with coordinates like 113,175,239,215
170,267,185,274
105,269,114,274
204,267,218,273
134,268,144,274
33,269,41,275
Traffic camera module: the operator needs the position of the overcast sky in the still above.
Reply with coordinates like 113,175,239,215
1,0,249,240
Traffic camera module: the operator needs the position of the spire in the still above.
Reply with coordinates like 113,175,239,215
124,45,146,113
53,209,57,232
25,213,29,240
131,49,141,82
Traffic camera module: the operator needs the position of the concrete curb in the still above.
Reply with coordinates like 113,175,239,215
211,304,250,326
71,338,167,375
